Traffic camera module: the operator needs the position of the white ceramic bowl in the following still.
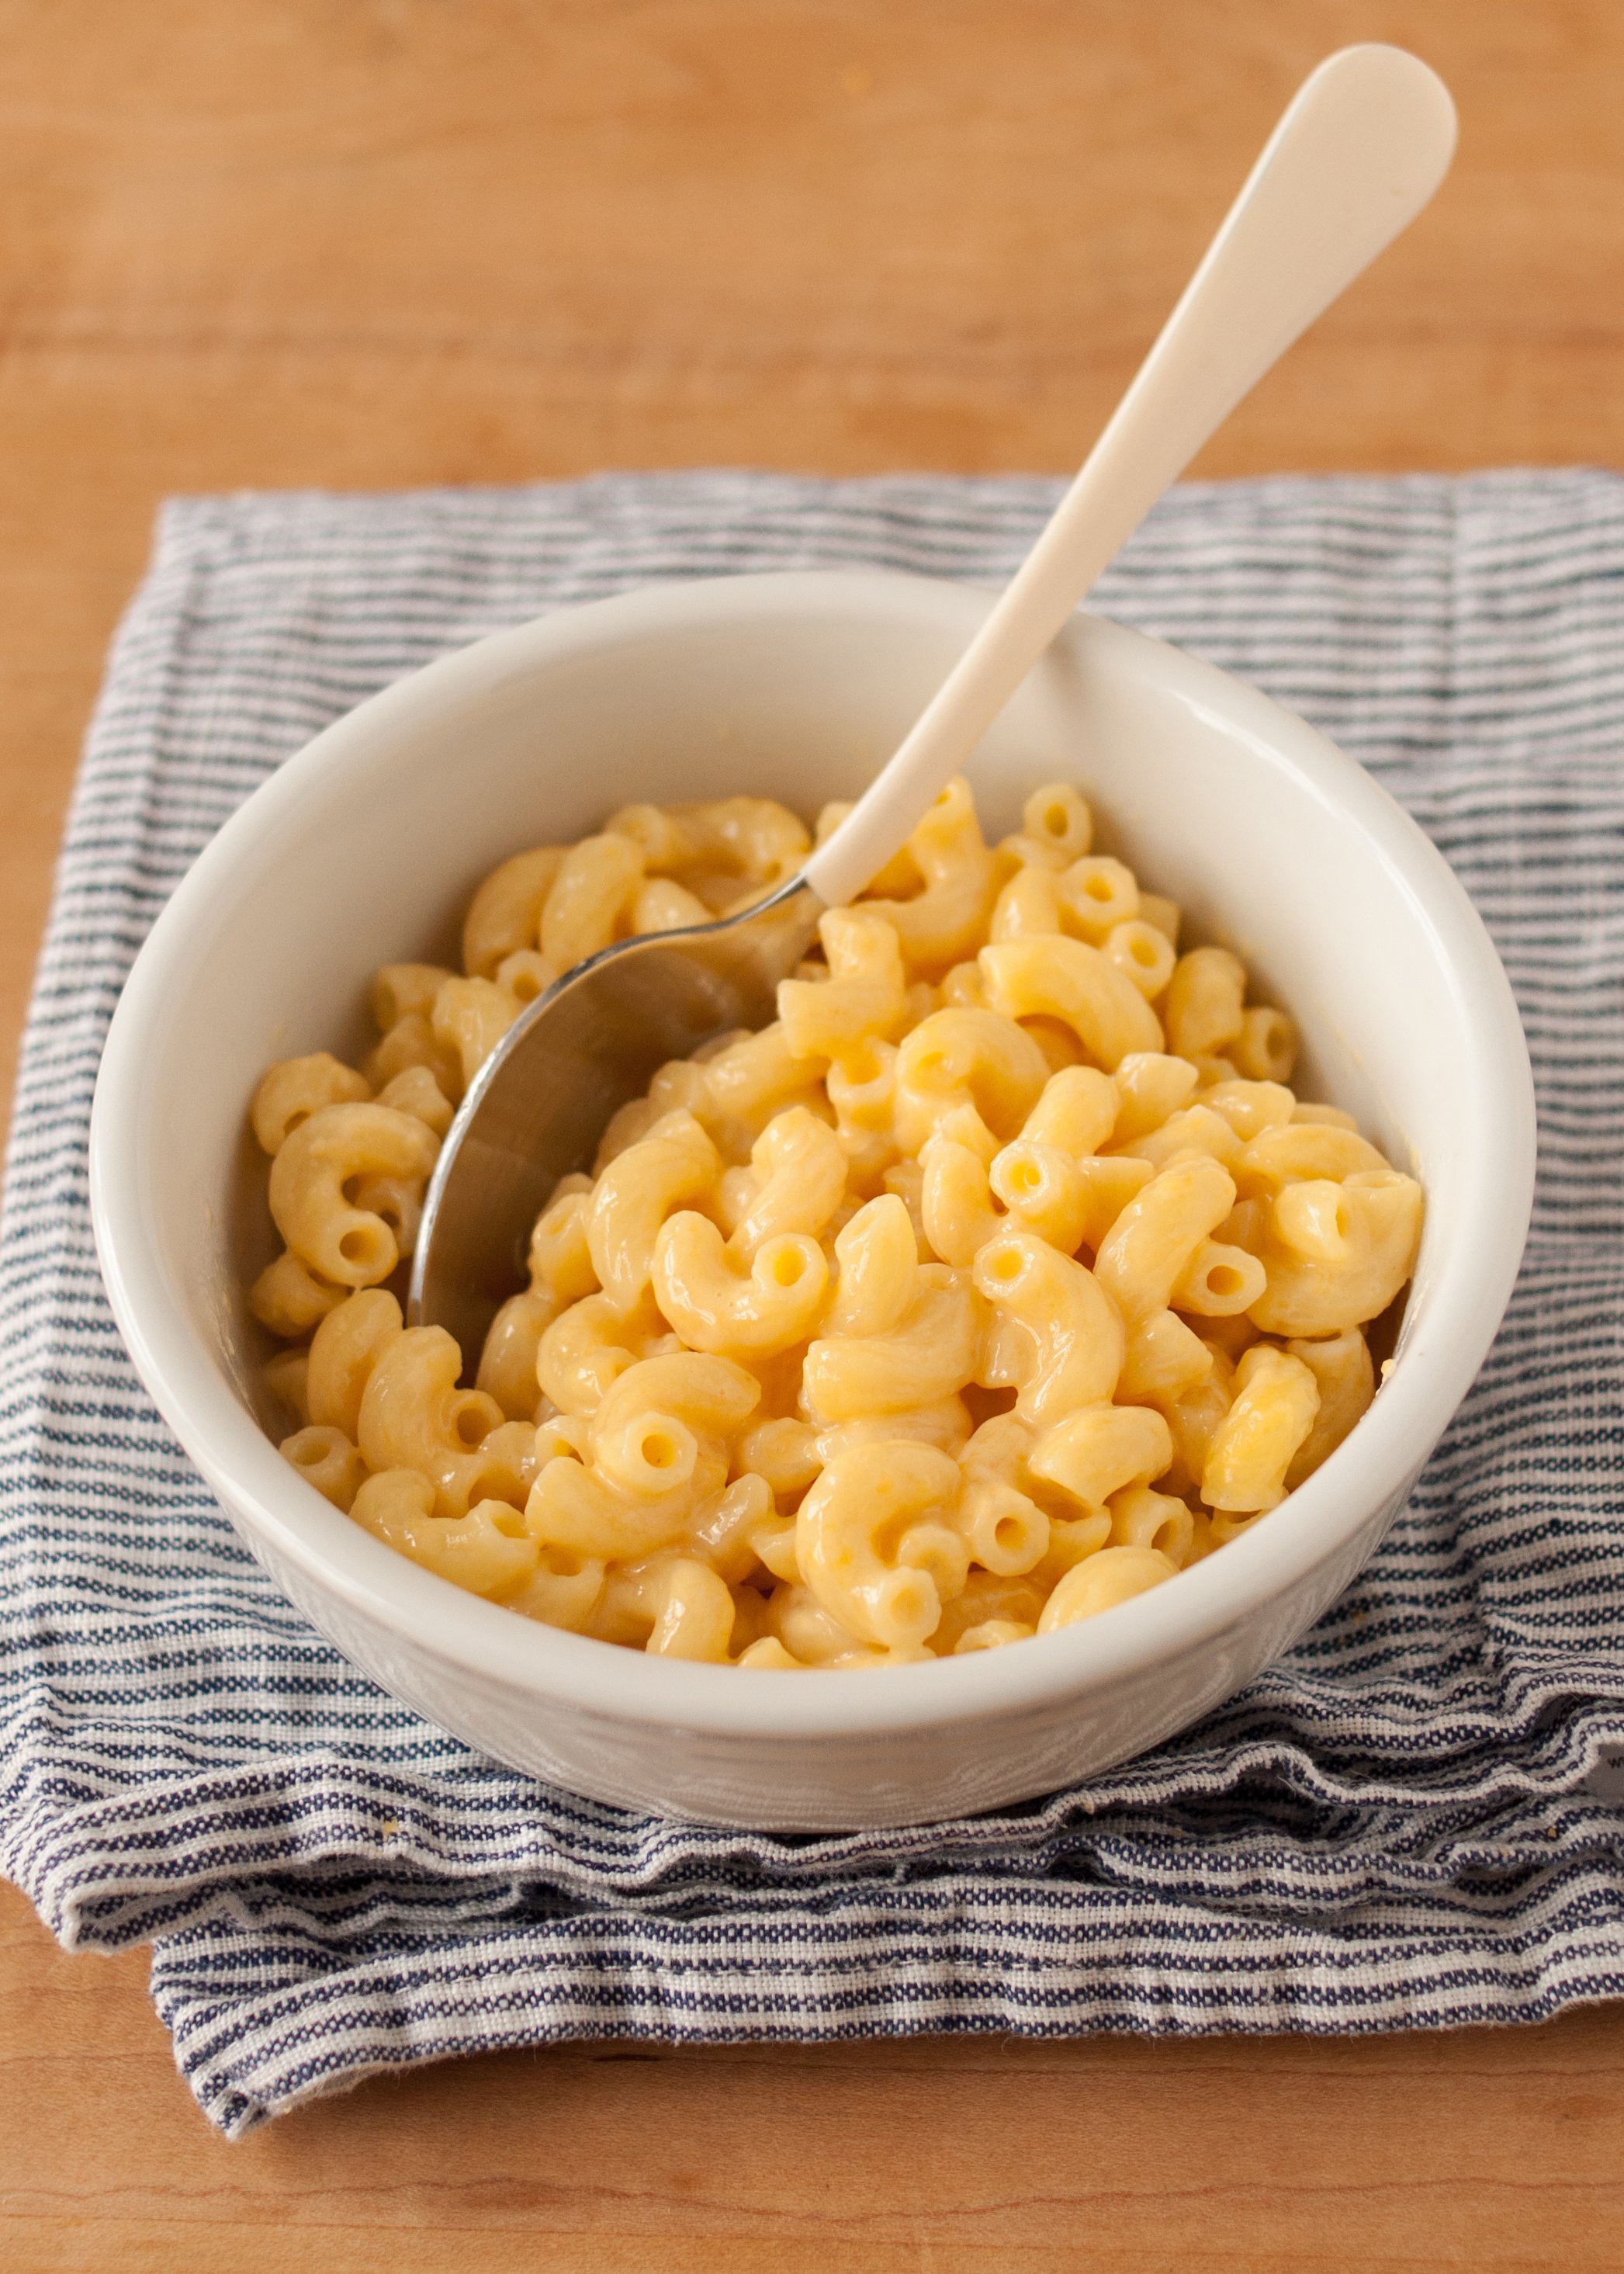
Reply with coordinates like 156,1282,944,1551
89,570,1536,1829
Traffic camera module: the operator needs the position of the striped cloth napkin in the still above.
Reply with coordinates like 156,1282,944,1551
3,470,1622,2137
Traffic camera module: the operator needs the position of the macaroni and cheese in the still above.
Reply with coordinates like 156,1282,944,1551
249,778,1423,1669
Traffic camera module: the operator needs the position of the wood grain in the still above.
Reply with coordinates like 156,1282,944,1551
2,1,1622,2262
3,1878,1622,2272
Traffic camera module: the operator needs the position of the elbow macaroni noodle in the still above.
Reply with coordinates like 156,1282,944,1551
248,780,1423,1669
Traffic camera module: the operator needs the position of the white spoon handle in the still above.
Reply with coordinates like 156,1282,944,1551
805,43,1456,910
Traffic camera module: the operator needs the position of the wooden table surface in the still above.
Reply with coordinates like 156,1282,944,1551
2,2,1622,2265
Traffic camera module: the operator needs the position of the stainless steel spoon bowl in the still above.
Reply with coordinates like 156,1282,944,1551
410,875,824,1364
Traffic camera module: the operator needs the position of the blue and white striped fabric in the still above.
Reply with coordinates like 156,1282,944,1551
3,470,1622,2137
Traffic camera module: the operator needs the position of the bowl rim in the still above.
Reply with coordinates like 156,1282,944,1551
88,567,1537,1742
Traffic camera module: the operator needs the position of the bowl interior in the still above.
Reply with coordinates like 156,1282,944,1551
95,569,1527,1723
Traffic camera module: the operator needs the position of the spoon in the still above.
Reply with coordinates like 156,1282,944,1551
411,43,1456,1364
